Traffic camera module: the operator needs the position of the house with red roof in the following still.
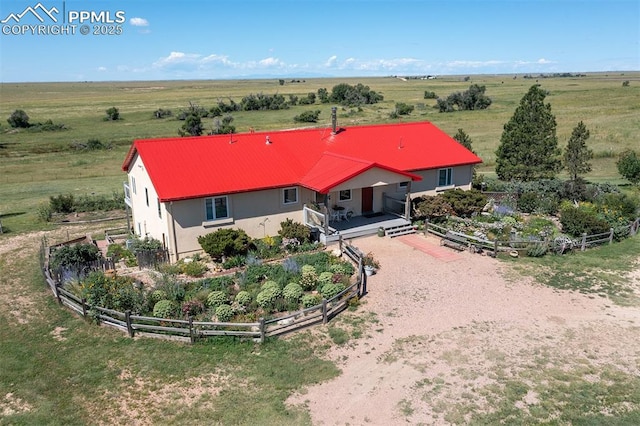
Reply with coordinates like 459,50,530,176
122,111,481,261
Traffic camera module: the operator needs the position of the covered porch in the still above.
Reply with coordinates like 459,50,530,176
303,201,416,244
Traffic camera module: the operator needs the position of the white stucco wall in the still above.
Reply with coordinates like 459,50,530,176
126,154,170,247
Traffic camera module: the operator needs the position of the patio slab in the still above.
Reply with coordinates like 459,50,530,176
396,233,462,262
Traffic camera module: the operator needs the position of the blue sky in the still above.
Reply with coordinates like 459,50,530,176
0,0,638,82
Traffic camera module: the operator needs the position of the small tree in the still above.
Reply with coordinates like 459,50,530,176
563,121,593,181
7,109,30,128
179,113,203,136
105,107,120,121
453,128,474,153
617,150,640,185
495,85,561,181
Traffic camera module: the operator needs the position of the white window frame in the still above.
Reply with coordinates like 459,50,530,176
397,181,409,191
145,188,149,207
131,176,137,194
437,168,453,187
205,196,229,221
282,187,298,205
338,189,352,202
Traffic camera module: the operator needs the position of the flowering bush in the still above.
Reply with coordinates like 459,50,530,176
283,282,303,303
215,304,234,322
153,300,177,318
206,290,228,308
235,291,252,306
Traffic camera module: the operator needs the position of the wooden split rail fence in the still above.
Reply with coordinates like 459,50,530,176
41,237,366,343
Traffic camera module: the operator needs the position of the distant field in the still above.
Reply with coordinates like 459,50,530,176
1,72,638,234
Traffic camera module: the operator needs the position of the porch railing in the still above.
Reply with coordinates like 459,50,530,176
303,204,327,232
382,193,405,217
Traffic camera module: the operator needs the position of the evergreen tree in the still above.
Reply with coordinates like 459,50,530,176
178,113,203,136
495,85,561,181
563,121,593,181
453,128,474,153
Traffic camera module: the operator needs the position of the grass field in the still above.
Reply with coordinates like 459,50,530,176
1,72,639,235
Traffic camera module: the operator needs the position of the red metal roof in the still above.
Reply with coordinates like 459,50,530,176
122,121,482,202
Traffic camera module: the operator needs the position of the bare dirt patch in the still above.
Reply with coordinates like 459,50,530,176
288,234,640,425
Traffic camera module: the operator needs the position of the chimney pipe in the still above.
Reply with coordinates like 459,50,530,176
331,107,337,134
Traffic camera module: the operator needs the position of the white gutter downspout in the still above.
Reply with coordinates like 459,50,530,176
168,201,179,262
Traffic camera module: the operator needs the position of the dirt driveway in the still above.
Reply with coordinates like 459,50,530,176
289,234,640,425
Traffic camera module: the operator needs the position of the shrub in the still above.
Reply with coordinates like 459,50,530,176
128,236,163,254
198,228,251,260
283,282,303,303
320,282,345,299
235,291,252,306
293,110,321,123
153,108,172,118
560,204,610,237
518,192,539,213
50,243,101,270
215,304,234,322
256,286,280,310
301,293,322,309
181,260,207,277
526,243,548,258
222,255,246,269
181,299,205,317
153,300,177,318
50,193,75,213
36,203,52,222
261,280,282,295
278,219,310,243
413,196,454,220
7,109,30,128
440,189,487,217
105,107,120,121
299,265,318,290
318,271,334,287
395,102,414,115
424,91,438,99
199,275,234,292
149,289,168,304
206,290,228,308
81,271,145,313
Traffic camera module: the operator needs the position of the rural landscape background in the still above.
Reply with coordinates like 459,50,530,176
1,72,640,424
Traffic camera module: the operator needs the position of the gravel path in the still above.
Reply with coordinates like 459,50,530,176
289,234,640,425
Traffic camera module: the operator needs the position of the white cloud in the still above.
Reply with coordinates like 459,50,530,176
325,55,337,67
97,66,107,72
153,51,201,68
258,57,283,67
130,17,149,27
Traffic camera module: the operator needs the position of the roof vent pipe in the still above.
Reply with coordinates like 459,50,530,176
265,135,271,145
331,107,337,135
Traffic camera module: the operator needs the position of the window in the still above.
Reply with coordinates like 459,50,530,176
145,188,149,206
282,187,298,204
131,176,137,194
438,168,453,187
338,189,351,201
397,181,409,190
205,196,229,221
157,198,162,218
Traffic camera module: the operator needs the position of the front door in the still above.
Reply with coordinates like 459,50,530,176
361,187,373,214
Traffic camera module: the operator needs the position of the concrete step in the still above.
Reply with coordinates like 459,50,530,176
385,224,417,237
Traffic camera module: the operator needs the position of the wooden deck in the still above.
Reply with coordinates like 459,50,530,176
320,213,411,244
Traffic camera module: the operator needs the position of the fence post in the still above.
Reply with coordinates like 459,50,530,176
81,298,88,319
125,310,134,338
581,233,587,251
54,283,62,305
339,234,343,252
493,240,498,257
259,318,266,343
424,218,429,236
321,299,328,324
188,315,195,344
609,228,614,244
